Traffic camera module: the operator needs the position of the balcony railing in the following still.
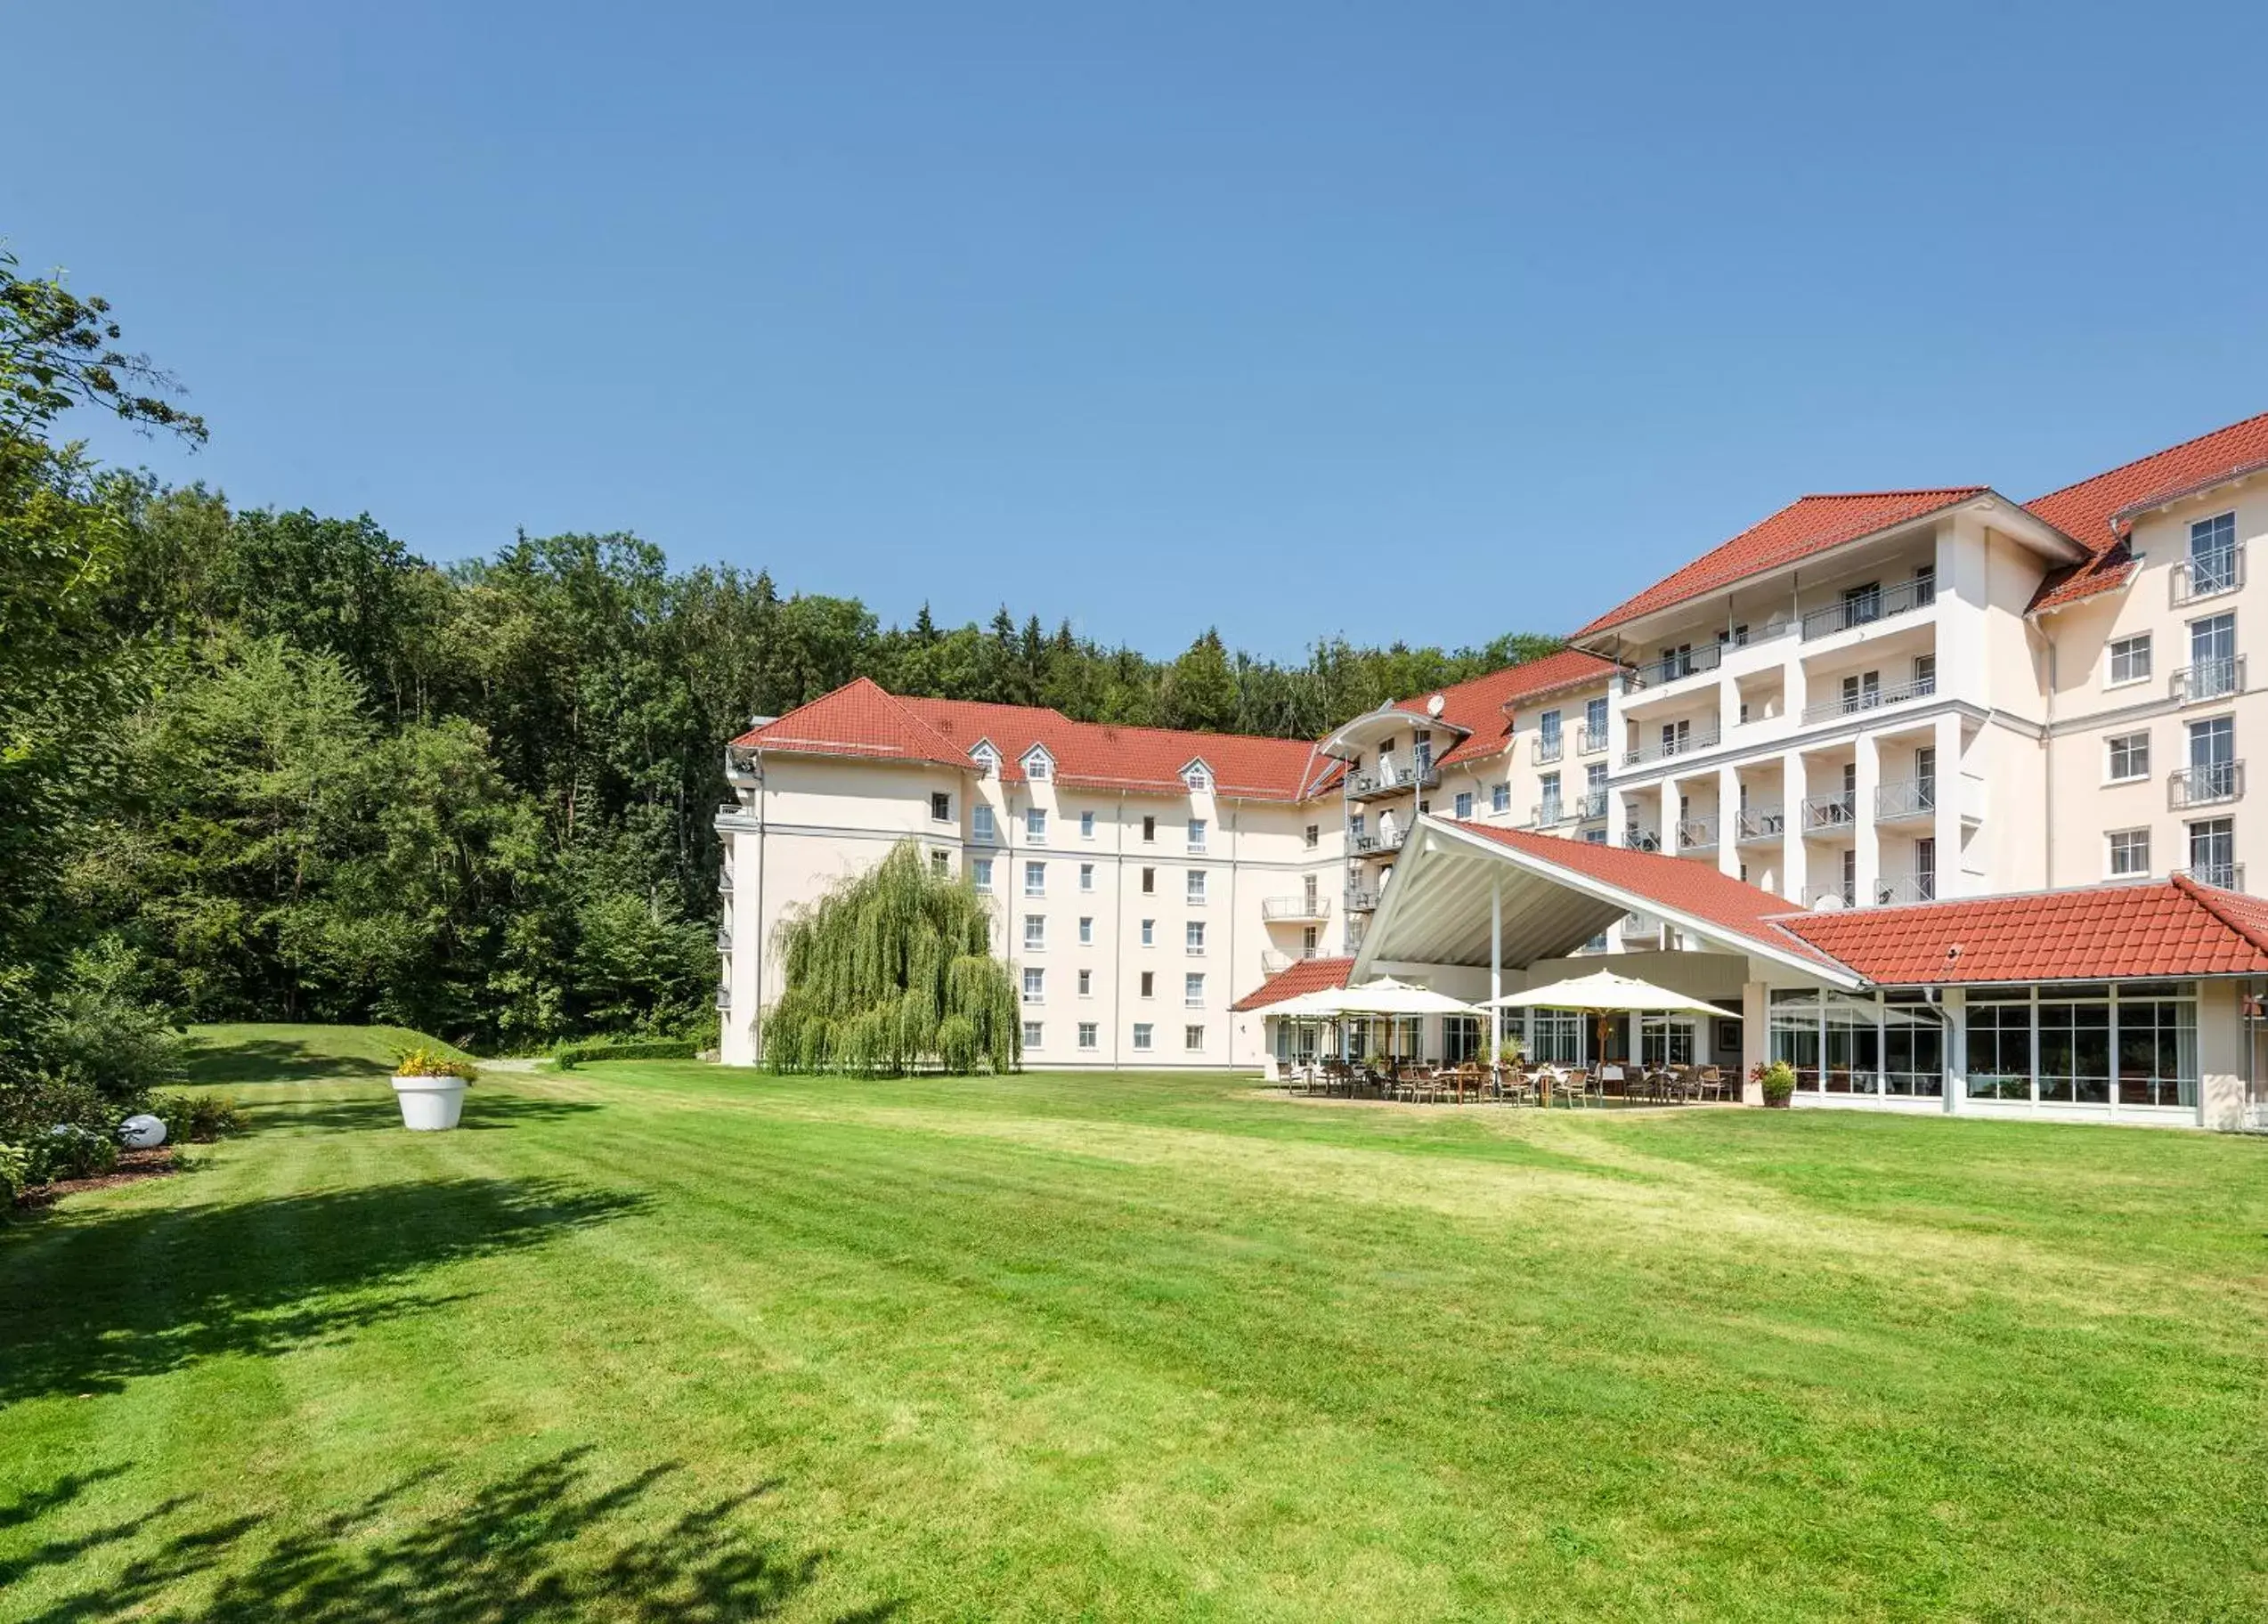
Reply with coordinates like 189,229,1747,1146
1350,826,1409,856
2172,656,2245,705
2172,545,2244,606
1623,826,1663,853
1531,799,1571,829
1532,734,1565,764
1621,640,1722,694
1801,671,1936,727
1677,816,1718,851
716,800,749,822
1574,788,1610,822
714,987,732,1011
1874,777,1938,822
1346,888,1380,913
1800,574,1936,641
1262,894,1332,922
1348,762,1439,800
1622,722,1722,767
1873,873,1936,905
2170,761,2245,810
1801,792,1858,832
2177,863,2245,892
1577,727,1609,757
1619,912,1666,943
716,928,732,952
1261,948,1292,976
1733,807,1786,843
719,869,734,895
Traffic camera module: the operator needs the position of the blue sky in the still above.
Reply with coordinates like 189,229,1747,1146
9,2,2266,660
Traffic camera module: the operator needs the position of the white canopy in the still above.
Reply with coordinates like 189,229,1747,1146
1481,969,1727,1019
1270,976,1483,1019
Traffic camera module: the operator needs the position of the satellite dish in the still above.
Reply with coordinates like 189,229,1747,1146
1811,893,1845,911
1426,694,1446,717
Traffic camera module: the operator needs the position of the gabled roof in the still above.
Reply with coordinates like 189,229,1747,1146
1382,649,1621,769
1778,874,2268,984
736,681,1338,801
1231,956,1354,1012
2027,410,2268,613
1574,490,1989,639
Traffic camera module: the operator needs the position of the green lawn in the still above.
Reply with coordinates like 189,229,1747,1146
4,1027,2266,1621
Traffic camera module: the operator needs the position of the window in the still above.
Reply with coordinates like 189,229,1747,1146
1964,994,2032,1101
1022,968,1045,1003
1912,653,1936,694
1454,791,1474,819
2108,633,2152,687
971,857,994,893
971,805,996,844
1184,972,1205,1007
1142,816,1157,843
1348,812,1366,841
1022,1020,1043,1049
1184,1024,1206,1052
2109,828,2150,877
1304,824,1320,849
1530,1009,1583,1065
1186,870,1207,905
1841,581,1883,627
1302,925,1318,955
1026,807,1047,842
971,743,998,777
1023,751,1051,781
1132,1022,1153,1052
2188,817,2237,888
2191,511,2238,595
1141,866,1156,894
1077,968,1093,996
1537,772,1562,822
1638,1018,1697,1068
2190,613,2238,699
930,849,949,878
1185,921,1206,954
1079,862,1095,892
1023,914,1045,952
1585,695,1608,743
1078,915,1093,945
1080,809,1096,840
1140,920,1155,947
1077,1021,1098,1051
930,792,951,823
1185,766,1211,792
2117,993,2198,1107
2189,715,2236,801
1841,670,1882,713
2037,994,2112,1105
1187,818,1207,852
2106,732,2150,784
1024,861,1045,897
1491,783,1509,814
1139,970,1154,997
1538,710,1563,755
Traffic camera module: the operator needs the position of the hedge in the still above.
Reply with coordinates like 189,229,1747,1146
553,1038,701,1070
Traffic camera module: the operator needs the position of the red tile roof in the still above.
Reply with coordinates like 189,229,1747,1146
1776,875,2268,984
1385,649,1621,768
1448,824,1847,970
736,680,1337,801
1231,955,1354,1013
2026,410,2268,612
1573,490,1988,639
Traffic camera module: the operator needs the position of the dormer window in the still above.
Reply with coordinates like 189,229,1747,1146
971,743,999,777
1021,746,1053,782
1183,762,1212,793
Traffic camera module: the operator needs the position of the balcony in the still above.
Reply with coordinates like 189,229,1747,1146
714,987,732,1011
1874,778,1938,823
1872,873,1936,905
1801,671,1936,727
1532,734,1565,765
719,869,734,895
1619,912,1666,946
1677,816,1718,851
1577,727,1609,757
1262,893,1332,922
2171,761,2244,810
1621,640,1722,694
1623,722,1722,768
1261,948,1292,976
2172,656,2245,705
2172,545,2243,606
1800,574,1935,641
1346,888,1380,913
1574,788,1611,822
1623,825,1663,853
2177,864,2245,891
716,928,732,952
1347,762,1439,800
1530,799,1571,829
1732,807,1786,844
1801,792,1858,833
1349,826,1409,857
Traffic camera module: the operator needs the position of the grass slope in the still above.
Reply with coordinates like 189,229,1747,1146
3,1032,2265,1621
176,1022,476,1086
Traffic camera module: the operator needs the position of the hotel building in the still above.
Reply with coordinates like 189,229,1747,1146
719,410,2268,1125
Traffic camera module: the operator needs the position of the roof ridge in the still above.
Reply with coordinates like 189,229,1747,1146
1793,485,1988,500
2026,409,2268,507
2171,872,2268,957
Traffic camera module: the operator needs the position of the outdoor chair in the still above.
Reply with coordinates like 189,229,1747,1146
1694,1066,1726,1102
1558,1068,1592,1108
1498,1066,1538,1107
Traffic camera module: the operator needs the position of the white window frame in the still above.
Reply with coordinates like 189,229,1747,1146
1184,1024,1206,1052
1185,921,1206,954
1079,809,1096,840
1077,1021,1098,1051
2105,731,2150,784
2107,632,2152,689
1184,971,1205,1008
930,792,952,823
2108,827,2150,878
971,805,996,844
1022,748,1052,781
1140,919,1155,946
1022,1019,1043,1049
1132,1022,1154,1052
1079,862,1095,893
1021,967,1045,1004
1022,914,1046,952
1186,870,1207,905
971,857,993,894
1023,860,1045,897
1026,807,1048,843
1454,791,1474,819
1078,915,1093,945
1077,968,1093,997
1187,818,1207,852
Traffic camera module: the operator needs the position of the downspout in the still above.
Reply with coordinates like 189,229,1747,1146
1112,790,1125,1070
751,746,768,1066
2041,629,2057,889
1225,798,1240,1072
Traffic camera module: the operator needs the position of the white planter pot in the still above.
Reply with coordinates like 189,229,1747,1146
393,1075,467,1131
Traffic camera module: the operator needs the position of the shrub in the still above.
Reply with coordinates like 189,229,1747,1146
553,1038,699,1070
28,1125,118,1183
0,1143,28,1206
1753,1060,1797,1107
394,1047,478,1082
153,1091,247,1143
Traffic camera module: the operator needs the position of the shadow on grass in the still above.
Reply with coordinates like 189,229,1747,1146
7,1450,902,1623
178,1038,395,1087
241,1092,605,1135
0,1179,648,1406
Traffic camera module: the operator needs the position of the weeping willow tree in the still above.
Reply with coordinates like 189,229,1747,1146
763,842,1020,1075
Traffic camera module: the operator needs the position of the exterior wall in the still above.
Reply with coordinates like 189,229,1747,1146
718,750,1344,1071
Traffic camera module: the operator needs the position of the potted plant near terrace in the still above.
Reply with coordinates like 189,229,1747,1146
1753,1060,1796,1109
393,1049,477,1131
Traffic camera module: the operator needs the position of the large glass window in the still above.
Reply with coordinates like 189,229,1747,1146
1964,994,2032,1100
1770,989,1821,1087
1821,996,1881,1093
1530,1010,1583,1065
2116,995,2198,1108
1882,1000,1944,1097
1638,1017,1696,1067
1443,1015,1483,1064
2191,511,2238,594
2036,989,2112,1105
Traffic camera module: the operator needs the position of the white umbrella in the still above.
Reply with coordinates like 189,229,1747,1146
1271,977,1482,1018
1482,969,1725,1017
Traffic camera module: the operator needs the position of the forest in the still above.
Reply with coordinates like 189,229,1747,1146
0,247,1556,1130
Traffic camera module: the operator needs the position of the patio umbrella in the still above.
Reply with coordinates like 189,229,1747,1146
1270,978,1483,1068
1483,970,1729,1069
